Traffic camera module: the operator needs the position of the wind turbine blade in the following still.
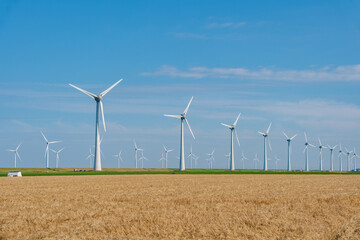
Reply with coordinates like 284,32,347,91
304,132,308,143
318,138,322,146
100,101,106,132
58,148,64,153
50,149,56,153
69,84,97,99
16,142,22,151
258,131,265,135
185,119,195,139
164,114,182,119
233,113,241,127
327,144,331,149
303,145,308,153
7,150,15,152
183,96,194,114
16,152,21,161
49,141,62,144
100,79,123,97
40,131,48,143
163,145,167,151
134,140,138,149
282,131,289,139
309,144,316,148
290,134,297,141
235,129,240,147
333,145,337,149
266,122,272,134
221,123,232,128
168,149,174,152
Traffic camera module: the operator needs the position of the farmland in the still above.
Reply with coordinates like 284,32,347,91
1,174,360,239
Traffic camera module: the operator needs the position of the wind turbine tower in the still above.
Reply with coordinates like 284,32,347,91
221,113,241,171
7,143,22,168
327,145,337,172
69,79,122,171
206,149,215,169
163,145,174,168
51,148,64,168
258,123,272,171
345,148,353,171
87,146,95,168
134,141,143,168
338,144,344,172
41,131,61,168
318,138,327,171
304,133,315,172
113,150,123,168
283,131,297,171
164,97,195,171
241,152,247,169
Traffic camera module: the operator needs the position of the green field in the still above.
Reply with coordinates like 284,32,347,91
1,168,359,177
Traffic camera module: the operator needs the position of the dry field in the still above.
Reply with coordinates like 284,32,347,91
1,175,360,239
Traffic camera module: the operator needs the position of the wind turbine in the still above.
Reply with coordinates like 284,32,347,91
134,141,143,168
258,123,272,171
253,153,259,169
221,113,241,171
206,149,215,169
86,146,94,168
69,79,123,171
225,153,230,169
327,145,337,172
51,148,64,168
241,152,247,169
159,153,165,168
164,97,195,171
163,145,174,168
41,131,61,168
7,143,22,168
139,150,148,168
282,131,297,171
318,138,327,171
113,150,123,168
338,144,344,172
274,156,280,169
304,133,315,172
352,148,359,171
187,145,197,169
345,148,353,171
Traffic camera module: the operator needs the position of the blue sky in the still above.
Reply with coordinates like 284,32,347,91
1,0,360,170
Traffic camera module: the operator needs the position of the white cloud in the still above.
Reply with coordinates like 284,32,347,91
206,22,246,29
142,65,360,82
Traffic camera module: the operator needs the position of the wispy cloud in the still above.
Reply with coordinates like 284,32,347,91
142,65,360,82
206,22,246,29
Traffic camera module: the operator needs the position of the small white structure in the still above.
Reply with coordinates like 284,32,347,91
8,171,22,177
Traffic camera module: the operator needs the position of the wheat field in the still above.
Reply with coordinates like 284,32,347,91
0,174,360,239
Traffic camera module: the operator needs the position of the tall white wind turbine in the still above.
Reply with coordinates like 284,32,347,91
69,79,122,171
338,144,344,172
304,133,315,172
283,132,297,171
159,153,165,168
327,145,337,172
41,131,61,168
113,150,123,168
51,148,64,168
258,123,272,171
345,148,353,171
7,143,22,168
221,113,241,171
163,145,174,168
318,138,327,171
351,148,359,171
164,97,195,171
134,141,143,168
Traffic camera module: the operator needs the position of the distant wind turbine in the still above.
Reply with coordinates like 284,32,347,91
274,156,280,169
338,144,344,172
86,146,94,168
139,150,148,168
163,145,174,168
258,123,272,171
253,153,259,169
206,149,215,169
345,148,353,171
327,144,337,172
69,79,123,171
164,97,195,171
187,145,197,169
134,140,143,168
304,133,315,172
318,138,327,171
352,148,359,171
221,113,241,171
225,153,230,169
159,153,165,168
241,152,247,169
41,131,61,168
51,148,64,168
113,150,123,168
7,143,22,168
282,131,297,171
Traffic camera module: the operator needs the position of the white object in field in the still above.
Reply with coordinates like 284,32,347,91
344,148,353,171
282,131,297,171
351,148,360,171
303,133,315,172
7,142,22,168
41,132,61,168
206,149,215,169
187,145,197,169
86,146,95,168
253,153,259,169
51,148,64,168
163,145,173,168
113,150,123,168
133,140,143,168
318,138,327,171
258,123,272,171
221,113,241,171
8,171,22,177
240,152,247,169
327,144,337,172
69,79,122,171
164,97,195,171
338,144,345,172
